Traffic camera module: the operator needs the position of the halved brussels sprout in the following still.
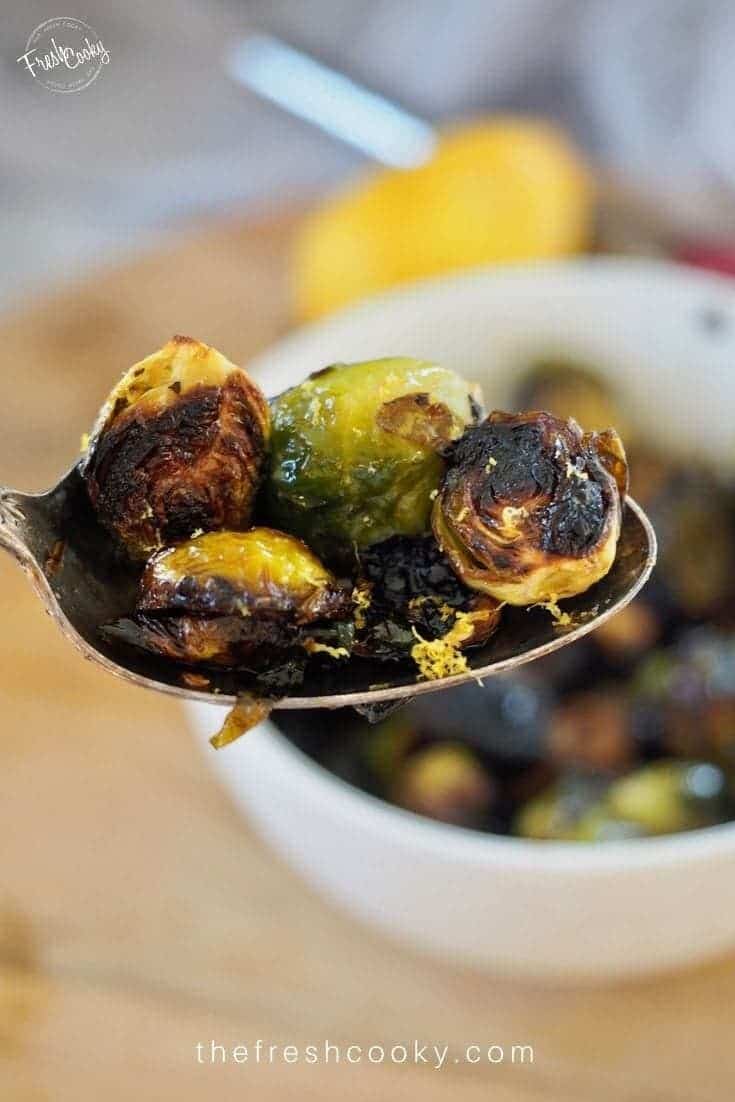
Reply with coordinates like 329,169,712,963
266,357,480,561
139,528,346,620
84,337,270,559
433,410,628,606
104,528,351,667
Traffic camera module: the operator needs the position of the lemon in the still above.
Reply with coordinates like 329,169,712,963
294,117,593,320
293,169,415,318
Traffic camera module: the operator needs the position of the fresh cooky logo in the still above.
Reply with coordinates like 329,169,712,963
17,17,109,93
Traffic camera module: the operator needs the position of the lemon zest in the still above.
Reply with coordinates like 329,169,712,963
532,593,573,627
410,609,488,681
303,639,350,659
352,583,372,631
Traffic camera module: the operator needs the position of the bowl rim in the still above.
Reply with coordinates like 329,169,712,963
247,252,735,384
191,709,735,872
196,255,735,871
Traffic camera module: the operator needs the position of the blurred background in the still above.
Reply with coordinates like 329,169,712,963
4,0,735,307
3,1,735,1099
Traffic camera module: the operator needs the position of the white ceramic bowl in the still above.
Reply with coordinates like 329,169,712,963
187,258,735,981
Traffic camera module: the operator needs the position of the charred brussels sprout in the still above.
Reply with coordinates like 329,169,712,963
105,528,351,667
84,337,270,559
433,410,628,606
353,534,501,677
266,358,479,561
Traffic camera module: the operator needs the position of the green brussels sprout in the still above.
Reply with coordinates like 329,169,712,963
266,358,479,560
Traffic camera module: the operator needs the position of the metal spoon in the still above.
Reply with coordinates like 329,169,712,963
0,464,656,711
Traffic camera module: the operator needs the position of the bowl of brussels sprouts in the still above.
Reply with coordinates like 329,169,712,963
188,257,735,980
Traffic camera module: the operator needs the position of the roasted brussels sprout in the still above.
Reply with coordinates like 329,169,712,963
704,699,735,768
392,743,496,828
104,528,351,667
626,447,672,509
353,534,501,677
514,774,610,840
138,528,345,619
433,410,628,606
266,358,479,561
360,713,421,787
84,337,270,559
592,601,661,663
547,691,633,773
517,760,731,841
605,761,731,836
633,629,735,763
644,468,735,619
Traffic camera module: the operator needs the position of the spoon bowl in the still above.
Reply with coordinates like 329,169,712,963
0,464,656,710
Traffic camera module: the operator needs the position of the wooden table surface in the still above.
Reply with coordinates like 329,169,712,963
1,211,733,1102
